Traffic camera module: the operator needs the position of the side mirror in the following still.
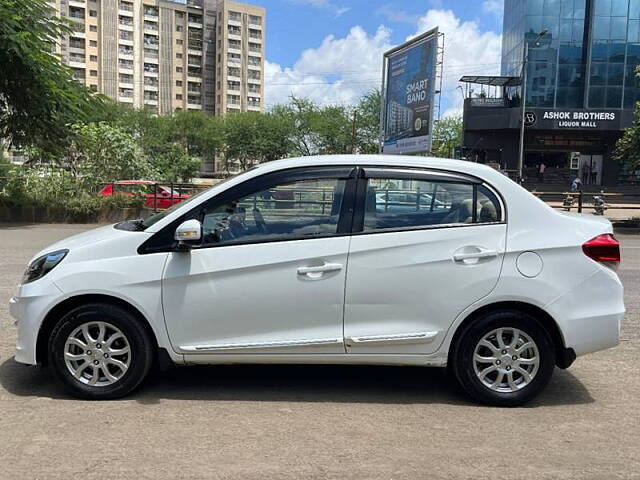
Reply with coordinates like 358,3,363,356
175,219,202,249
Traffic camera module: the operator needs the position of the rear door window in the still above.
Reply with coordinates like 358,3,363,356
363,175,501,232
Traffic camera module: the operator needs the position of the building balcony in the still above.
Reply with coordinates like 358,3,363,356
188,20,203,28
68,59,86,68
118,96,134,103
119,38,134,46
144,24,159,32
119,8,133,17
119,81,134,88
69,0,86,7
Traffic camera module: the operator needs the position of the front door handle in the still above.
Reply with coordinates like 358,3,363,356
453,248,498,262
297,263,343,278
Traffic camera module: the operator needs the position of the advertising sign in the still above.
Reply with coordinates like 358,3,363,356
523,109,625,130
381,28,439,154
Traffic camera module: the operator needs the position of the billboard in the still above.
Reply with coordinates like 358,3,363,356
381,28,439,154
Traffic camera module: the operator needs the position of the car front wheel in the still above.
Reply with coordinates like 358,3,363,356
48,303,154,399
451,310,556,407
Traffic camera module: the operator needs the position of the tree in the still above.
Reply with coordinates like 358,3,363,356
271,96,352,156
64,122,156,187
223,111,293,171
0,0,105,151
153,143,201,183
354,89,381,154
614,67,640,181
431,115,463,158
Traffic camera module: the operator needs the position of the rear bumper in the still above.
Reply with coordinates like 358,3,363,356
547,267,624,357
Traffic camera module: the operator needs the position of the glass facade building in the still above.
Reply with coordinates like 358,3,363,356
501,0,640,109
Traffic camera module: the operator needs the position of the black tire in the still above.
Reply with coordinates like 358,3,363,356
48,303,155,400
450,310,556,407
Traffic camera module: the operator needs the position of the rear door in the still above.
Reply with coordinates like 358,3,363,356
344,167,507,354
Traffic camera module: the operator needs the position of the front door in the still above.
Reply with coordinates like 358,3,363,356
344,168,507,354
162,168,355,355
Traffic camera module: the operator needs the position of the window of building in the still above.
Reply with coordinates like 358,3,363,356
176,94,183,100
176,66,183,73
200,178,346,247
90,84,98,91
228,39,241,49
229,11,242,21
177,53,183,59
177,25,184,32
362,177,501,231
90,55,98,62
89,10,97,17
248,15,262,25
176,12,184,19
90,70,98,76
90,25,97,32
90,40,97,47
177,39,183,45
176,80,183,86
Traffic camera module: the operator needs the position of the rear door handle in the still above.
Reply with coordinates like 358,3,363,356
297,263,343,277
453,248,498,262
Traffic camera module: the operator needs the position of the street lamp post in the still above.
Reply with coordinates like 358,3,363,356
517,29,547,183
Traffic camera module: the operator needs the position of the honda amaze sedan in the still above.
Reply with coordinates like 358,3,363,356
9,155,624,406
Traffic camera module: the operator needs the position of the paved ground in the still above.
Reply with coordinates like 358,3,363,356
0,223,638,480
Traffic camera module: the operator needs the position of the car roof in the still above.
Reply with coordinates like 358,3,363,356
114,180,155,184
251,154,497,178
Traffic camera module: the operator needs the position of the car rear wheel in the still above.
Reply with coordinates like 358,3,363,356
451,310,556,407
48,303,154,399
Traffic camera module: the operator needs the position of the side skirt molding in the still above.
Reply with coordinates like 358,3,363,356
179,338,343,353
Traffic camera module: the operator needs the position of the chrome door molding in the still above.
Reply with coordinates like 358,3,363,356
179,337,343,353
345,331,439,346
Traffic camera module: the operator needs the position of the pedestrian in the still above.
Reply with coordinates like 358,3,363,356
538,162,546,182
570,176,582,192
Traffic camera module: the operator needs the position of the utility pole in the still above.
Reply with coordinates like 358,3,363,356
518,29,547,183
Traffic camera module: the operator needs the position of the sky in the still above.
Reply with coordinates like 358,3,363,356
249,0,506,117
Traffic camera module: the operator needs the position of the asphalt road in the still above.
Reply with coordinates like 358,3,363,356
0,223,638,480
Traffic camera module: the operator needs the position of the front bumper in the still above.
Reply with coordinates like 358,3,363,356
10,280,64,365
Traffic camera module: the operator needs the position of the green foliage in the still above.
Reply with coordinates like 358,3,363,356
354,89,382,154
223,111,293,171
0,0,105,152
614,67,640,181
271,97,353,156
431,115,463,158
153,143,201,182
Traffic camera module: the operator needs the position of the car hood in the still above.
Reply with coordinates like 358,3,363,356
30,224,132,262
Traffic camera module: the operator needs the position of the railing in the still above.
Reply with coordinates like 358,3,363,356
531,190,640,215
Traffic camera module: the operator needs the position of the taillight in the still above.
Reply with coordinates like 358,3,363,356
582,234,620,266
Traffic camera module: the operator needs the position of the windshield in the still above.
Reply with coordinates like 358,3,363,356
141,187,210,228
140,171,253,229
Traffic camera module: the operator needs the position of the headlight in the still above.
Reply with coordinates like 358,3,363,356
22,250,68,284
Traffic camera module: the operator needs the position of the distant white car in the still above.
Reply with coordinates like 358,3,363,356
10,155,624,406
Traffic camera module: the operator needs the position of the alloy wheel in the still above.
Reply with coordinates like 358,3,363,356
63,321,131,387
472,327,540,393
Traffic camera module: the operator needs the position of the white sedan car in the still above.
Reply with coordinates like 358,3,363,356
10,155,624,406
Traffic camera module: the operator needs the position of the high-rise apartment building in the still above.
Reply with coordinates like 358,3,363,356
49,0,265,118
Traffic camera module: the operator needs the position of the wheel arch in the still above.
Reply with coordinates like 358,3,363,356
448,301,576,369
36,294,159,365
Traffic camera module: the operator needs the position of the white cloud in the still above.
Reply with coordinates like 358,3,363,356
376,5,420,25
411,10,502,117
482,0,504,17
265,25,392,107
288,0,351,17
264,9,503,117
